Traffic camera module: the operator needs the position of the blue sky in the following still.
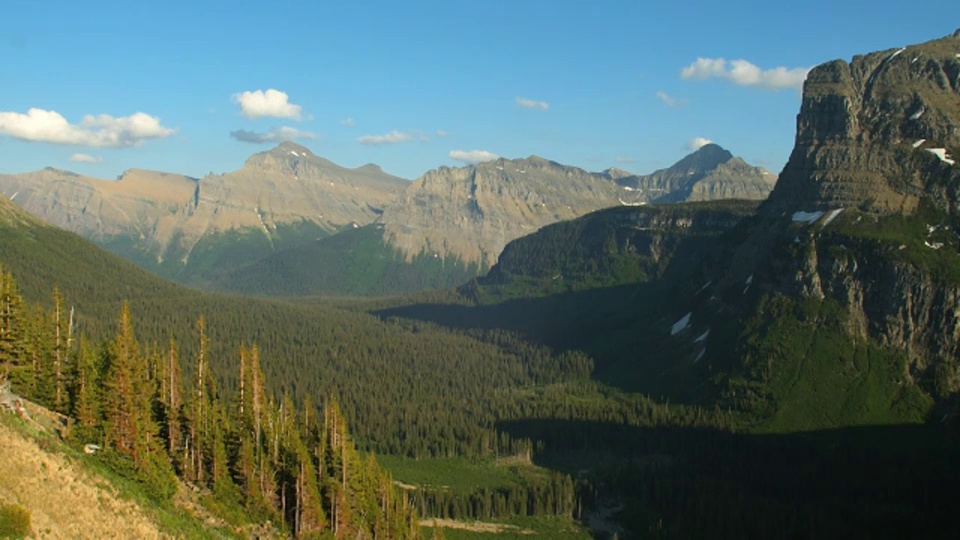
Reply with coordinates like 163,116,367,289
0,1,954,180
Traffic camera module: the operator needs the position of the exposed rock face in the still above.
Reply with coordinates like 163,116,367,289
774,232,960,368
0,168,199,254
0,140,771,289
618,144,777,204
380,156,631,265
765,33,960,213
380,148,772,267
0,142,407,270
202,142,405,234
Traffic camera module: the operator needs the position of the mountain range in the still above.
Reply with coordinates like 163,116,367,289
0,142,407,284
0,142,773,294
1,29,959,538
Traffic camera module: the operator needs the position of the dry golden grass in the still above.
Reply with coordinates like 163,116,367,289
0,421,168,539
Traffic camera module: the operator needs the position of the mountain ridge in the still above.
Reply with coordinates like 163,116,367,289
1,142,774,294
0,143,408,283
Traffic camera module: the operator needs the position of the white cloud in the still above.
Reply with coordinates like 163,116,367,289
230,126,317,144
680,57,809,89
0,108,174,148
515,97,549,110
340,117,355,126
655,91,685,107
232,89,303,120
687,137,713,151
449,149,498,164
436,129,449,137
616,156,636,164
357,130,413,145
70,153,103,163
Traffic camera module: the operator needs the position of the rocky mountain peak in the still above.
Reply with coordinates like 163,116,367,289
671,144,734,173
765,31,960,214
274,140,313,156
618,144,775,204
603,167,634,180
242,142,328,172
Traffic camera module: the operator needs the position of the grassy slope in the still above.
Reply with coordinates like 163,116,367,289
378,455,552,494
0,410,241,539
716,295,933,432
379,456,590,537
215,224,485,297
99,219,333,287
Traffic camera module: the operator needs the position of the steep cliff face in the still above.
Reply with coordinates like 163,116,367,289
380,156,630,266
750,30,960,368
765,33,960,213
773,225,960,368
705,31,960,414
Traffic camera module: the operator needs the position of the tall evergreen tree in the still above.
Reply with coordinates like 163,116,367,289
71,334,101,443
0,269,28,386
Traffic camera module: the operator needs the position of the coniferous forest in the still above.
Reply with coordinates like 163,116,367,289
0,267,419,538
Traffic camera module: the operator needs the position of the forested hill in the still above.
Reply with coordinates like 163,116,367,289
0,271,419,537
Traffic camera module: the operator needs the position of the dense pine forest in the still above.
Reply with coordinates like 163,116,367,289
0,267,419,538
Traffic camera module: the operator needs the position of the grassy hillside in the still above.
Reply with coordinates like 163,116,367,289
213,223,486,297
0,408,242,539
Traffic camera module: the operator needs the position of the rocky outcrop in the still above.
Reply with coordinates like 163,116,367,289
765,32,960,214
775,232,960,369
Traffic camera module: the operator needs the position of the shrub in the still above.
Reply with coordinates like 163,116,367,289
0,502,32,539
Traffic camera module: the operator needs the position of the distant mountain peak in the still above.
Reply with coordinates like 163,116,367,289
274,141,313,155
356,163,383,173
671,144,734,172
603,167,634,179
616,144,775,204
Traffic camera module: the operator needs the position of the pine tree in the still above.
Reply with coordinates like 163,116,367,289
26,304,51,403
103,303,141,458
71,335,101,443
51,287,70,414
0,269,28,386
188,316,210,485
159,336,183,471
